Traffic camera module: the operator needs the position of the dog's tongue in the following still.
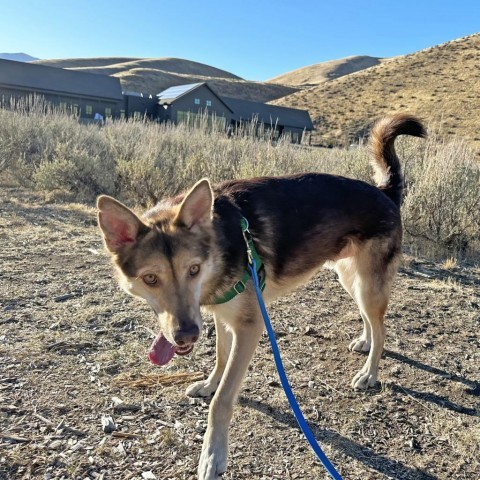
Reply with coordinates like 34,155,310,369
148,332,176,366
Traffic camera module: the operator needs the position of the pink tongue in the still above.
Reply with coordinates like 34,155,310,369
148,332,176,366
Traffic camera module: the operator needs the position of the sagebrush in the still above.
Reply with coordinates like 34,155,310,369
1,99,479,259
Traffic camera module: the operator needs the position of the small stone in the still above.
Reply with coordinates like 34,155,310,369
174,420,183,430
114,442,126,456
48,440,63,450
101,415,117,433
195,420,206,434
113,403,141,413
304,326,316,335
407,438,420,450
141,471,156,479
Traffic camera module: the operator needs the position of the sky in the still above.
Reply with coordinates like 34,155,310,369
1,0,479,81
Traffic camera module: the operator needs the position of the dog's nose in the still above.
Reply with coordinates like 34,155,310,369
173,324,199,346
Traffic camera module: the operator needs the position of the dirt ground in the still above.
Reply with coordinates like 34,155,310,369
1,184,479,480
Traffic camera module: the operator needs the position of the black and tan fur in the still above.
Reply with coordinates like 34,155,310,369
97,114,425,480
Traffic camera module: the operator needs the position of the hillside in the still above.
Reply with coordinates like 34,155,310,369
272,33,480,152
33,57,298,102
0,52,39,62
34,57,242,80
113,68,296,103
267,55,385,87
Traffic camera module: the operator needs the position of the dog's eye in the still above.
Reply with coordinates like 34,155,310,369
142,273,158,285
189,265,200,277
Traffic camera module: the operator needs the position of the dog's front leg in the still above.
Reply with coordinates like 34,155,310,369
187,314,232,398
198,315,263,480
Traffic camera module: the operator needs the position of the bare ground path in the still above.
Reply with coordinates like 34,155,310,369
1,185,479,479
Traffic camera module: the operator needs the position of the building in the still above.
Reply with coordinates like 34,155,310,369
156,82,314,143
222,95,314,143
0,58,124,120
0,59,314,141
157,83,233,127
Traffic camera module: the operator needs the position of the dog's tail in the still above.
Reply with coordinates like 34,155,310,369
369,113,426,207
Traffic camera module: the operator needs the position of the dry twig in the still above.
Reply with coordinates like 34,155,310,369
114,371,204,389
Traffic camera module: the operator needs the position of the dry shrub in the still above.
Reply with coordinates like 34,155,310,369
402,130,480,257
1,103,479,259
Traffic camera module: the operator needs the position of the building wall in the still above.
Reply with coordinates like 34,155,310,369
283,127,306,144
0,85,122,119
169,85,232,125
122,94,157,120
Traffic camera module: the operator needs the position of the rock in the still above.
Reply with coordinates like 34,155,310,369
101,415,117,434
141,472,156,479
113,403,141,413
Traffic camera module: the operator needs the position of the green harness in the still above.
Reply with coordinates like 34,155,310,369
213,217,266,304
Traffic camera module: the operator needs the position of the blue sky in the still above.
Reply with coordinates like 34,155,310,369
1,0,478,80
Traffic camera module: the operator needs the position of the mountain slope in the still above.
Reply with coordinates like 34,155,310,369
32,56,297,102
272,33,480,152
34,57,242,80
0,52,39,62
267,55,385,87
113,68,296,102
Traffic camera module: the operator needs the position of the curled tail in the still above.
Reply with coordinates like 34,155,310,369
369,113,426,207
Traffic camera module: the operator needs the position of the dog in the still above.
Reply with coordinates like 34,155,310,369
97,113,425,479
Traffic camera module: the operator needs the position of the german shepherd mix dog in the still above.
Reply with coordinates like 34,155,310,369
97,114,425,479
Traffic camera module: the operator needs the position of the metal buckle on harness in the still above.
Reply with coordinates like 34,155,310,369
233,281,246,295
241,218,254,265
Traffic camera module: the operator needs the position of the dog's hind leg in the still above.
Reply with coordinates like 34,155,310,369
349,243,400,390
186,314,232,398
350,281,387,390
198,311,264,480
334,259,372,353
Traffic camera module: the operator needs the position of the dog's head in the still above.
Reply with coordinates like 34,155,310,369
97,179,217,366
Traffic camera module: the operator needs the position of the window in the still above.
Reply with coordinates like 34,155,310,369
194,98,200,105
206,100,212,107
105,107,112,117
86,105,93,115
120,110,125,119
73,104,79,115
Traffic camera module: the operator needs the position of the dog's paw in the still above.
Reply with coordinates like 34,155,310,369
186,379,219,398
198,430,228,480
348,337,371,353
351,369,377,390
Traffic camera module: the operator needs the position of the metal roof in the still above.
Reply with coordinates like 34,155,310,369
156,83,204,104
0,58,123,101
222,96,314,130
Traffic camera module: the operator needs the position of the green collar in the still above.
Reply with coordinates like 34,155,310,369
213,217,266,304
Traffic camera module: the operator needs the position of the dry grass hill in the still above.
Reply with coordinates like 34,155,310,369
33,57,242,79
33,57,298,103
267,55,386,87
32,34,479,151
272,34,480,152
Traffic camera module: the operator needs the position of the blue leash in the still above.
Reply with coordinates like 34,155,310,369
248,258,343,480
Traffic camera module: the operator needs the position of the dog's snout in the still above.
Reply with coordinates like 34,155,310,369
174,324,200,346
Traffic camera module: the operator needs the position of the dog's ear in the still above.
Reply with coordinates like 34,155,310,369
97,195,147,253
175,179,213,230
